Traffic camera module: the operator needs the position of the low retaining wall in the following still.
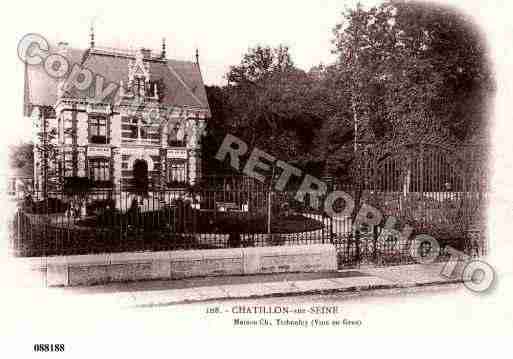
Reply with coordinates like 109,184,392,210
27,244,336,287
195,230,326,248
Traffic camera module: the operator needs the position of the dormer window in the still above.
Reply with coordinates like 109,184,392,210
127,49,151,98
133,77,146,97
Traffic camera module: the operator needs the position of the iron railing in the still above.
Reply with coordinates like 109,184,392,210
7,174,487,268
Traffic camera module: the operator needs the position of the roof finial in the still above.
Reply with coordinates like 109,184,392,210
195,48,199,65
90,24,95,48
161,37,166,58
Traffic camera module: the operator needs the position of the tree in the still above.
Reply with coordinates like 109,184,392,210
308,63,355,178
8,142,33,169
333,1,494,143
223,45,325,168
202,86,236,176
209,46,356,179
227,44,293,85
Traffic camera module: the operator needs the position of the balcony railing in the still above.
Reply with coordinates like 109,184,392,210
121,137,161,145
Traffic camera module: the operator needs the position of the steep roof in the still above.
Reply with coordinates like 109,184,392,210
10,162,34,179
24,45,210,115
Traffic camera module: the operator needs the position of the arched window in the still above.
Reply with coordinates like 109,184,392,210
167,122,186,147
167,160,187,185
133,77,145,96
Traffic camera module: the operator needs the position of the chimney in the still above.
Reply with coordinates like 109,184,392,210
140,48,152,59
90,25,95,48
58,41,69,56
161,38,166,59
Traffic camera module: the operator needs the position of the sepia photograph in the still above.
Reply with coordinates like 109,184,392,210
1,0,512,356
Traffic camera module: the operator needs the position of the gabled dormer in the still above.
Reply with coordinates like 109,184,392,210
128,49,150,97
119,48,160,101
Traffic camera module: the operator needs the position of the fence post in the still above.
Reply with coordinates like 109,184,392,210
373,224,379,265
419,144,424,194
267,188,272,235
267,165,276,237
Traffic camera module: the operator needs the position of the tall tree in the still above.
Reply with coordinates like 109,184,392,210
8,142,33,170
333,0,494,143
223,45,322,165
227,45,294,85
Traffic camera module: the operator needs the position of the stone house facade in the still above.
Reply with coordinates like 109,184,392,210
24,38,210,192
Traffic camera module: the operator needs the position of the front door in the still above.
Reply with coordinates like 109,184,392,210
132,159,149,195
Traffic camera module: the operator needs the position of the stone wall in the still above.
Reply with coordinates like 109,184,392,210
37,244,337,286
37,104,206,189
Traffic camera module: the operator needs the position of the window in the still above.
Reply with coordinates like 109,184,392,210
89,158,110,185
168,123,186,147
62,152,74,178
140,123,160,143
148,80,159,98
133,77,145,96
121,116,160,144
89,117,108,144
64,119,74,145
168,161,187,185
140,125,147,140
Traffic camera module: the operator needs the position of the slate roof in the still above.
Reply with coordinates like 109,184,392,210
24,45,210,116
10,164,34,179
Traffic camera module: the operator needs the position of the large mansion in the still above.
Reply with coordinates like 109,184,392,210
23,36,210,192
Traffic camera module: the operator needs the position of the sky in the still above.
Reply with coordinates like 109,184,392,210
0,0,509,144
1,0,378,145
11,0,374,86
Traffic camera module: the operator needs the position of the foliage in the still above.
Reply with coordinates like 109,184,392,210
332,1,494,143
8,142,33,170
227,44,294,85
22,196,68,214
225,46,321,162
204,45,334,180
200,2,492,180
63,176,93,193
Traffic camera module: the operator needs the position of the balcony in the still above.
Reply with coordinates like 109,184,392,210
121,123,160,146
121,137,161,146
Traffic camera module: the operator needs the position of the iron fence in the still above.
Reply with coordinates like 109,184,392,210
330,142,488,268
9,186,332,257
8,171,487,269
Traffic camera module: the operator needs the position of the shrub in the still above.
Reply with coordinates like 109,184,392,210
22,196,68,214
63,176,93,193
86,198,116,215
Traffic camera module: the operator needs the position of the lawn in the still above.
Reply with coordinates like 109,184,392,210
73,207,323,234
12,207,324,257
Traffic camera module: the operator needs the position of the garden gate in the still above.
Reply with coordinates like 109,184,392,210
333,141,487,268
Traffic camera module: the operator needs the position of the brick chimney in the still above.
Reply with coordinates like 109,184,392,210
58,41,69,56
140,48,152,59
